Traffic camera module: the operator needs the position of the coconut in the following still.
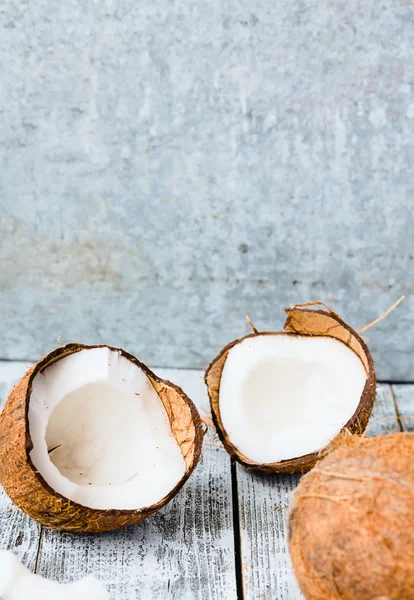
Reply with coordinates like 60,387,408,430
0,550,109,600
205,304,376,472
288,432,414,600
0,344,203,532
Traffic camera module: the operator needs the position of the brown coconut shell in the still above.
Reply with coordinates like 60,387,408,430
0,344,203,533
205,305,376,473
288,432,414,600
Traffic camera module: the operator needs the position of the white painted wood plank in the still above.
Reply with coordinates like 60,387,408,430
237,466,303,600
237,384,399,600
0,487,41,571
392,384,414,431
35,368,237,600
0,361,41,570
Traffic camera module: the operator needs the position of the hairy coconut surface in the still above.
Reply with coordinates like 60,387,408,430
205,307,376,472
0,344,203,532
288,433,414,600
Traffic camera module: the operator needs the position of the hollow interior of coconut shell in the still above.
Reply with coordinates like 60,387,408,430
24,346,202,509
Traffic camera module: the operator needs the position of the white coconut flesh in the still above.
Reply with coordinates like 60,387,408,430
28,348,186,510
219,335,367,464
0,550,109,600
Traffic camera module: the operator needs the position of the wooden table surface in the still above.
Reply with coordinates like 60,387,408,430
0,361,412,600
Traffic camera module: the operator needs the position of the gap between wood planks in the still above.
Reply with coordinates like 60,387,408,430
379,380,414,385
34,528,44,574
231,461,244,600
390,387,405,433
391,384,414,433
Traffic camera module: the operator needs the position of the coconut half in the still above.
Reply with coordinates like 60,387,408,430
205,306,376,473
0,344,203,532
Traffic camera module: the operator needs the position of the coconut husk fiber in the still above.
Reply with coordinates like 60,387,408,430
289,432,414,600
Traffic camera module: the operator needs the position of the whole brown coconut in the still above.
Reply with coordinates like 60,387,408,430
289,432,414,600
0,344,203,533
205,304,376,473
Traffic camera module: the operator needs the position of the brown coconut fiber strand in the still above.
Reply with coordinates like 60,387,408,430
358,295,405,335
205,305,376,473
0,344,203,533
245,315,259,334
289,433,414,600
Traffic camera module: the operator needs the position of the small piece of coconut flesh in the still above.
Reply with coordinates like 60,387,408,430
0,550,109,600
28,348,186,510
219,335,367,463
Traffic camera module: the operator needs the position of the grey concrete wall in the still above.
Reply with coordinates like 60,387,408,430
0,0,413,378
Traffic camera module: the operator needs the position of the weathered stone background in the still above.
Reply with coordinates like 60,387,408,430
0,0,413,378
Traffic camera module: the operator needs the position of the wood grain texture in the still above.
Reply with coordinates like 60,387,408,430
236,466,303,600
0,487,41,570
392,384,414,432
236,384,400,600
